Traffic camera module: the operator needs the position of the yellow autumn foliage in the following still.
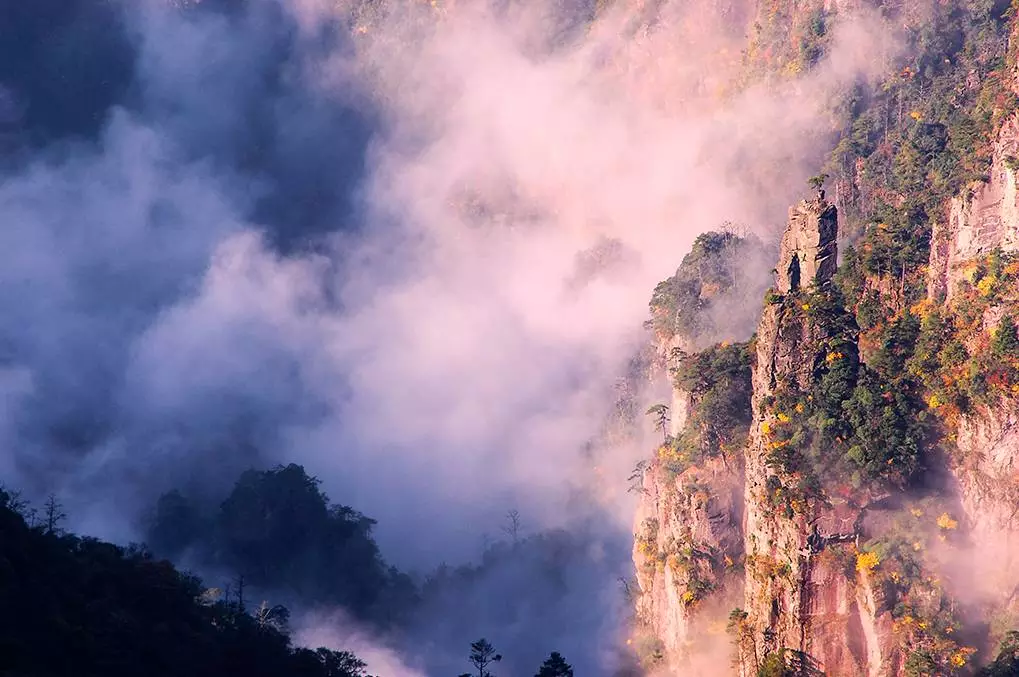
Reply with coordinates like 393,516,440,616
977,275,996,296
912,296,933,312
950,647,976,667
777,413,790,423
937,512,958,530
856,550,880,572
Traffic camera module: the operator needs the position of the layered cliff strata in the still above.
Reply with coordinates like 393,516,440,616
633,181,1019,674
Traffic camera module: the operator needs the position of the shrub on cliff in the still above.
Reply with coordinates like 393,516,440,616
672,341,753,464
648,231,771,347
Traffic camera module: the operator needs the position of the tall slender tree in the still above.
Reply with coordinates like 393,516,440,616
645,404,670,442
501,509,522,544
43,494,66,535
458,639,502,677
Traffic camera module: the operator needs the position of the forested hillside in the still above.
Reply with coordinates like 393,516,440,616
0,486,372,677
1,476,592,677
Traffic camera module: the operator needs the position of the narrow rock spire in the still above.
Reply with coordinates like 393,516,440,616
775,198,838,294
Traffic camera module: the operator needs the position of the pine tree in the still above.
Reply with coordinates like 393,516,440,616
645,404,670,442
535,652,573,677
458,639,502,677
992,315,1019,357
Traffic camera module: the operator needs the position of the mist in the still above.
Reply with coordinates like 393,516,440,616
0,0,903,674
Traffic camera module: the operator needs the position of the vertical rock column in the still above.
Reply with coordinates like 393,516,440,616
776,198,838,295
741,197,874,676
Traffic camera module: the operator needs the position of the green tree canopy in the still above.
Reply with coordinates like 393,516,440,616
147,464,416,624
535,651,574,677
0,487,372,677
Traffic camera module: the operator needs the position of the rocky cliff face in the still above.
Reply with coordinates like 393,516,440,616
634,199,907,675
926,112,1019,640
741,198,902,677
631,0,1019,672
953,408,1019,613
631,338,744,664
634,145,1019,677
776,197,839,294
930,114,1019,302
636,153,1019,675
632,233,760,668
632,453,743,661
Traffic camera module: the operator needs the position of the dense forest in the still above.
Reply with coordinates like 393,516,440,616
142,462,621,658
0,484,373,677
0,475,590,677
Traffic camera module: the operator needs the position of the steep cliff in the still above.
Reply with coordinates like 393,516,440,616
632,452,743,662
741,198,901,676
628,0,1019,672
924,111,1019,648
930,114,1019,302
632,232,765,666
635,197,984,675
633,201,897,674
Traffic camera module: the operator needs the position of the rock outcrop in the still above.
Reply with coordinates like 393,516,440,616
953,408,1019,617
633,9,1019,675
632,454,743,661
776,197,839,294
745,199,873,675
930,113,1019,300
748,198,911,675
